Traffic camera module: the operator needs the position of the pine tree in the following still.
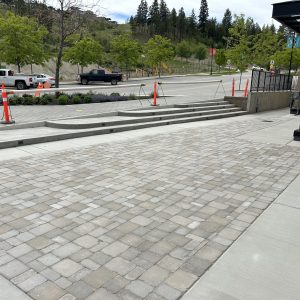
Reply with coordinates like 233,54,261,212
169,8,177,40
148,0,160,35
187,9,197,38
177,7,186,41
206,18,217,41
198,0,209,33
159,0,169,36
222,8,232,36
136,0,144,25
135,0,148,32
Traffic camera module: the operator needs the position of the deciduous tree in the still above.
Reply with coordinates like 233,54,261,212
176,40,192,61
111,34,141,78
63,37,103,73
144,35,175,77
194,43,207,63
215,49,226,71
0,12,48,72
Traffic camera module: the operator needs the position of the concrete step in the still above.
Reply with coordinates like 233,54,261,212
46,107,242,129
118,104,235,117
174,100,229,108
0,111,247,149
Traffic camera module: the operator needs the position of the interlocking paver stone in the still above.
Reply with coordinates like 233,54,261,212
105,257,136,276
83,267,116,288
165,269,197,292
0,260,28,279
52,259,82,277
29,281,65,300
0,112,299,299
18,273,47,292
126,280,153,298
74,236,98,248
102,241,129,257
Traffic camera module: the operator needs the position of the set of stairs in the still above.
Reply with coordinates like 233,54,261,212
46,99,247,130
0,99,247,149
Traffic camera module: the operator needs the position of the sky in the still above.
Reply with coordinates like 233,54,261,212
98,0,289,27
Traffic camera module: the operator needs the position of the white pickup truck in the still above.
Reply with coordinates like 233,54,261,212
0,69,34,90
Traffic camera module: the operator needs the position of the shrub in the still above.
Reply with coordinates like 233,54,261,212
58,94,69,105
41,94,54,104
17,97,25,105
22,94,34,105
110,92,120,97
83,94,92,103
72,94,82,104
32,97,40,104
8,95,18,105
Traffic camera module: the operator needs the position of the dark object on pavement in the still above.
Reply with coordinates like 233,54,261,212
77,69,123,86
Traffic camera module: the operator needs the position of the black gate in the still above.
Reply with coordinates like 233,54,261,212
250,70,292,92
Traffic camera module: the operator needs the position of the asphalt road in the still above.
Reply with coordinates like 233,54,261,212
60,73,252,101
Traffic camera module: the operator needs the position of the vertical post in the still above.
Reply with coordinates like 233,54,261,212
1,83,14,124
250,70,254,92
231,78,235,96
263,71,267,92
257,70,261,92
210,44,214,76
288,32,295,87
153,81,157,106
279,74,282,90
244,79,249,97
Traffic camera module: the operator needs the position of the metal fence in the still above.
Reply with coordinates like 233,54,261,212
250,69,292,92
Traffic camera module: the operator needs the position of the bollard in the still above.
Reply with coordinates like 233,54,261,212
153,81,157,106
231,78,235,97
1,83,14,124
244,79,249,97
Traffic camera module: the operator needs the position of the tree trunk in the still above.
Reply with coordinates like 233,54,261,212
30,64,33,74
17,62,21,73
55,5,64,88
81,65,83,73
239,71,243,91
55,44,63,88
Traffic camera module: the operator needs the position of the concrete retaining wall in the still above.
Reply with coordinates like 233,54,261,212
247,91,290,113
224,96,247,111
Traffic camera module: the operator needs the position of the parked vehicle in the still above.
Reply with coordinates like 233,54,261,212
32,74,55,87
77,69,123,85
0,69,34,89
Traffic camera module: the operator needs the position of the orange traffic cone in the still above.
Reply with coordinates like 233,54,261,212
35,82,43,97
43,81,51,89
1,83,15,124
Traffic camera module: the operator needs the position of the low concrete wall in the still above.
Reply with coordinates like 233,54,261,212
224,96,247,111
247,91,290,113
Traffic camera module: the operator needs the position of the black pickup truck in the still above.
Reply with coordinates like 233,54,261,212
77,69,123,85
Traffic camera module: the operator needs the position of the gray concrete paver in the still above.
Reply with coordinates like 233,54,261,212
0,111,299,299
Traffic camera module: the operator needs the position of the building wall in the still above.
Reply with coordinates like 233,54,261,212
224,96,247,111
246,91,290,113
